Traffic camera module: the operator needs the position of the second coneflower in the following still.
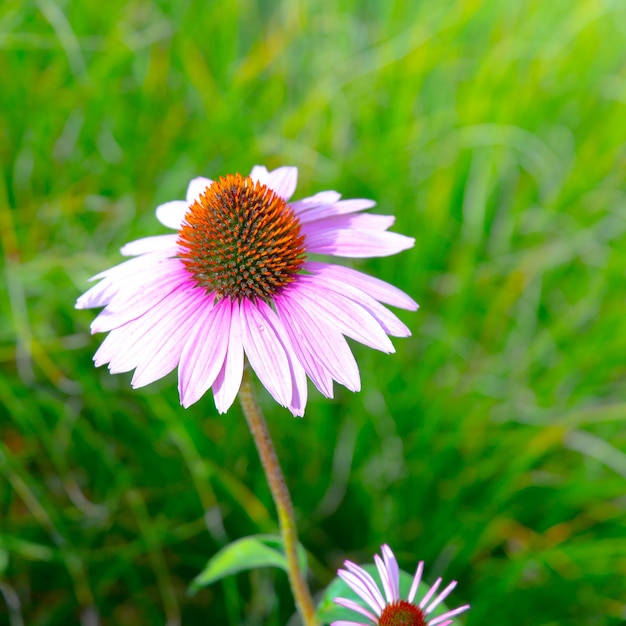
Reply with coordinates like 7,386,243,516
333,545,470,626
76,165,417,416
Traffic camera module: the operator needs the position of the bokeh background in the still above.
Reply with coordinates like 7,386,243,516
2,1,626,624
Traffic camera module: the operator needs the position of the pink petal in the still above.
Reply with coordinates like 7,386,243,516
255,301,308,416
425,580,457,614
186,177,213,203
408,562,424,604
178,297,231,408
295,199,376,224
374,554,395,604
291,279,394,353
156,200,190,230
333,597,378,622
130,293,207,388
304,213,396,232
290,190,342,216
90,264,188,333
302,265,412,336
212,300,244,413
97,284,205,374
102,259,188,314
381,545,399,601
274,293,360,394
306,262,418,311
271,297,334,397
76,277,121,310
240,299,292,408
429,605,470,625
305,227,415,258
341,562,386,612
76,251,173,309
419,578,442,610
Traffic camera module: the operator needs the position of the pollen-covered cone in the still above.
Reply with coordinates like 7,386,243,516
76,166,417,416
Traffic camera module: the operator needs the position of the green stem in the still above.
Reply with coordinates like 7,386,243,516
239,368,318,626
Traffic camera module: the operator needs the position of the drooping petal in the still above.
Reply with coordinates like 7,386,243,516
156,200,190,230
272,296,334,398
96,284,206,375
306,261,418,311
303,266,412,336
90,264,188,333
274,292,360,394
77,276,122,311
178,297,231,408
186,177,213,203
131,293,208,388
289,279,395,353
240,299,292,409
255,300,308,417
101,258,188,314
76,251,174,309
212,300,244,413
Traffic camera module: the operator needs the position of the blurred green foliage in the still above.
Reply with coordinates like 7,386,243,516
1,0,626,624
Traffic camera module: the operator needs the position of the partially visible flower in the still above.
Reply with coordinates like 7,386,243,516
76,166,417,416
333,545,470,626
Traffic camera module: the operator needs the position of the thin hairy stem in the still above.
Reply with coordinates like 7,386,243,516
239,369,318,626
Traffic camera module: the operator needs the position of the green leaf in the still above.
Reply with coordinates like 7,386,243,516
189,534,308,594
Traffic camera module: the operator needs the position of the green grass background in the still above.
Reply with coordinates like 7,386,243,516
2,0,626,624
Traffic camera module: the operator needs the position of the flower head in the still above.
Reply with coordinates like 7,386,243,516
333,545,469,626
76,166,417,416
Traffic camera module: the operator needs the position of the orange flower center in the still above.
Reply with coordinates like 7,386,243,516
177,174,306,302
379,600,426,626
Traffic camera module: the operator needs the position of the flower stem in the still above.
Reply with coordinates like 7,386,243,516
238,368,318,626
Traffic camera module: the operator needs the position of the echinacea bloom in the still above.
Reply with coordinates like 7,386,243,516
333,545,470,626
76,166,417,416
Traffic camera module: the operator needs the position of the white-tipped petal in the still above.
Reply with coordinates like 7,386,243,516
212,300,244,413
241,299,292,408
178,297,230,408
263,166,298,200
156,200,190,230
186,177,213,203
120,234,178,256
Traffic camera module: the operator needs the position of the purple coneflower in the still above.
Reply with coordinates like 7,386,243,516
333,545,470,626
76,166,417,416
